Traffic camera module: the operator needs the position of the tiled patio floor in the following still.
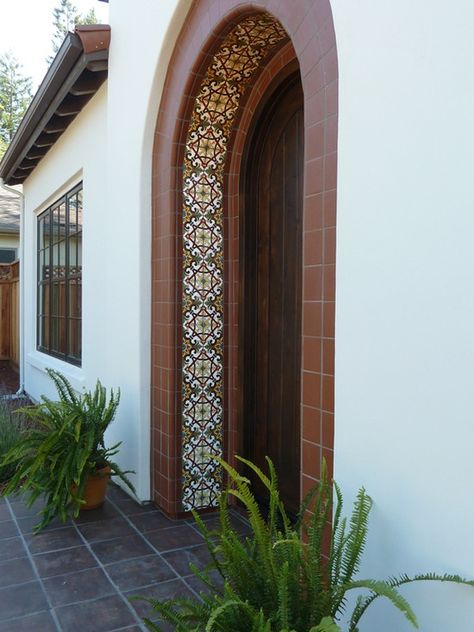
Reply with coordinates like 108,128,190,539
0,485,247,631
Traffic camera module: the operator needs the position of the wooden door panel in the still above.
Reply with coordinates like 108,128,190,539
242,74,303,515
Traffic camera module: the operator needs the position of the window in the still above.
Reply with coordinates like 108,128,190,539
0,249,17,263
37,183,82,365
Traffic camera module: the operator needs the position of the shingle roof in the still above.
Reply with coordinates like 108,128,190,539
0,186,21,234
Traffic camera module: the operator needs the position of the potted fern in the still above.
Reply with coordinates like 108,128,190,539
1,369,135,531
138,457,474,631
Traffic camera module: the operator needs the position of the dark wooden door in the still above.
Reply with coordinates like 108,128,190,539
241,74,303,515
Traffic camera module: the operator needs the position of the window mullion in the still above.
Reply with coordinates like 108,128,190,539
65,194,70,363
48,206,53,356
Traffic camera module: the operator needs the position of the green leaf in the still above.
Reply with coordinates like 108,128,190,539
345,579,418,629
310,617,342,632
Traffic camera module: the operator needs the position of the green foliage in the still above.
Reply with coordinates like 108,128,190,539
312,618,342,632
0,401,27,483
48,0,98,63
0,136,8,160
139,456,474,632
0,370,134,530
0,52,32,146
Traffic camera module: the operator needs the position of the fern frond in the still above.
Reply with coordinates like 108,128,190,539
345,578,418,630
349,572,474,630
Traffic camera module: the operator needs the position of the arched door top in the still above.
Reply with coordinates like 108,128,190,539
151,0,338,517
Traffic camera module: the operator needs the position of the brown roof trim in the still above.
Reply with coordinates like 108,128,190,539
75,24,111,54
0,25,110,186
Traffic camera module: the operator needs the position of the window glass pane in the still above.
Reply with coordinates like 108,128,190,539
68,319,81,362
69,235,78,268
51,282,64,317
69,279,82,317
37,214,44,249
50,317,66,356
59,202,66,242
77,232,82,270
50,317,59,354
53,240,66,279
52,205,59,245
69,234,82,277
41,248,50,281
77,190,83,231
38,212,51,250
69,194,77,235
38,283,49,317
51,245,59,279
38,315,49,350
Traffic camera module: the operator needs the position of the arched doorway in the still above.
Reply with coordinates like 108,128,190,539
151,1,338,517
241,70,304,515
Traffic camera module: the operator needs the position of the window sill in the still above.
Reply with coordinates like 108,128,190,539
27,351,86,392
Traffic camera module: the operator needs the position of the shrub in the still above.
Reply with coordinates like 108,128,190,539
1,370,134,530
0,400,27,484
139,456,474,631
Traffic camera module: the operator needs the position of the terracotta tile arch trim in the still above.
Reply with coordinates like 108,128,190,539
151,0,338,517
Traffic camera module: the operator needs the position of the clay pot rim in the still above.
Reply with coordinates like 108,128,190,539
88,463,111,478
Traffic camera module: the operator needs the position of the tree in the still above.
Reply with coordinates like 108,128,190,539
0,137,8,160
0,53,33,150
48,0,98,63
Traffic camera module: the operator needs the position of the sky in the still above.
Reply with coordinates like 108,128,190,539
0,0,109,90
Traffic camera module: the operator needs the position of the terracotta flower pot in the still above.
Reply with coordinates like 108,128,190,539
81,464,111,510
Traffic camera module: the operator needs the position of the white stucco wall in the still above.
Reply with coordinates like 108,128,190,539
102,0,192,500
23,86,108,415
23,82,154,499
331,1,474,630
21,0,193,503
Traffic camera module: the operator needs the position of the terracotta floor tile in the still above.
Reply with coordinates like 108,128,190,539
0,581,48,623
105,554,175,591
43,567,116,607
91,534,154,565
0,611,57,632
34,545,98,579
54,594,136,632
0,557,35,588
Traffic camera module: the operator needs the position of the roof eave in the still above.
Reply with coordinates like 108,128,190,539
0,25,110,186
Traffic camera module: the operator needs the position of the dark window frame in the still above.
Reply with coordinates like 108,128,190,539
37,182,82,366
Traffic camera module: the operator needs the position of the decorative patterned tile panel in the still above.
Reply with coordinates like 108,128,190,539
181,14,287,510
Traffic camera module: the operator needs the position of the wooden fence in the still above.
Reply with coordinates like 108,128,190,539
0,261,20,367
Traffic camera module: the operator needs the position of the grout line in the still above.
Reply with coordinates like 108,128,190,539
0,553,29,563
74,528,202,556
2,493,243,630
11,521,73,536
70,520,144,629
31,529,94,550
0,547,185,589
123,575,189,595
0,578,45,592
31,542,89,558
5,497,63,632
106,496,204,602
0,606,57,627
44,589,122,612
